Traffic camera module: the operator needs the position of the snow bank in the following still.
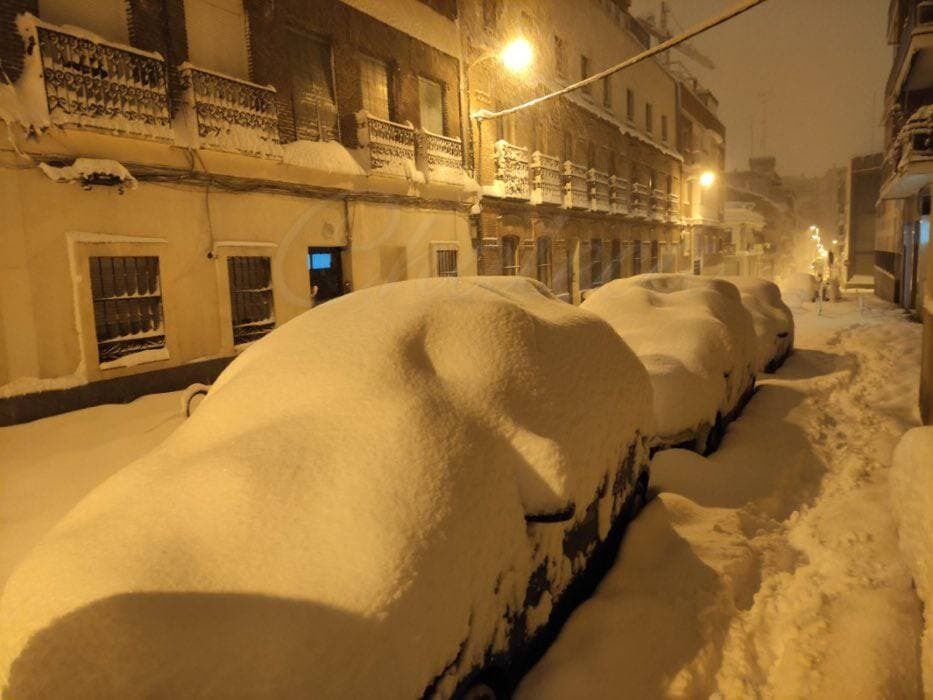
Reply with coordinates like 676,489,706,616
892,426,933,695
582,274,757,448
39,158,138,190
721,277,794,373
779,272,817,308
0,277,652,698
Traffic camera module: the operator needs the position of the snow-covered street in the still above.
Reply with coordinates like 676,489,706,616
0,292,926,697
518,293,926,698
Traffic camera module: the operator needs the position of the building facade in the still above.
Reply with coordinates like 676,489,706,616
843,153,883,288
0,0,689,423
881,0,933,422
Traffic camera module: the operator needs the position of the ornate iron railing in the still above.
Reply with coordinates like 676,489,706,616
493,140,530,199
884,105,933,185
610,176,630,215
180,65,281,157
416,130,463,177
650,189,667,221
563,161,589,209
588,168,612,212
530,151,563,205
33,22,171,140
357,112,417,176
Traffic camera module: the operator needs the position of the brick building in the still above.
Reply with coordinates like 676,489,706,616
0,0,689,423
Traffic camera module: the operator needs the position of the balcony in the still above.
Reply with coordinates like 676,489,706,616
416,130,464,181
882,104,933,197
563,161,589,209
588,169,612,213
630,182,649,219
610,176,630,215
650,189,667,222
356,112,417,177
888,0,933,98
179,64,281,158
668,193,682,223
491,140,530,200
30,19,171,140
530,151,563,205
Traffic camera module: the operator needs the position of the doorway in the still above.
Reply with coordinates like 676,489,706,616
308,247,345,303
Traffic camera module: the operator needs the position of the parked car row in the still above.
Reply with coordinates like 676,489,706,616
0,274,794,699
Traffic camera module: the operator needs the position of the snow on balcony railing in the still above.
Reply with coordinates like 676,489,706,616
179,64,281,158
416,130,463,180
530,151,562,205
490,140,530,200
630,182,649,218
563,161,589,209
356,111,419,178
24,16,171,140
884,104,933,185
649,189,667,221
611,176,630,215
668,192,682,222
588,168,612,213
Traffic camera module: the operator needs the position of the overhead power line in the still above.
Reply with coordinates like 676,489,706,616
471,0,769,122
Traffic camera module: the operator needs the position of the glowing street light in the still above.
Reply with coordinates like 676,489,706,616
699,170,716,189
500,37,534,74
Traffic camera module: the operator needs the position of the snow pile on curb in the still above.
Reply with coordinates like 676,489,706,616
892,426,933,695
582,274,756,446
0,277,651,698
721,277,794,373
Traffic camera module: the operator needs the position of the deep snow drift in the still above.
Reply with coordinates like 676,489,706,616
518,294,925,699
723,276,795,373
582,274,757,449
0,277,652,698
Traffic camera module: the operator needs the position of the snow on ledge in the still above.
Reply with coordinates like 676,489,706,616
39,159,138,190
282,140,366,177
0,373,86,400
99,347,169,371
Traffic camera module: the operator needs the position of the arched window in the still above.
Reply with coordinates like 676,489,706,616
536,237,552,287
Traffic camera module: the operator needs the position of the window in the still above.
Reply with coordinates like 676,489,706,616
360,55,391,120
536,237,552,287
626,89,635,121
89,256,165,364
554,35,566,78
287,29,337,141
502,236,519,275
581,55,590,95
602,76,612,109
418,76,445,134
563,130,573,161
632,240,642,274
661,114,668,142
611,239,622,279
483,0,499,29
645,103,653,132
590,238,603,286
435,247,458,277
228,256,275,345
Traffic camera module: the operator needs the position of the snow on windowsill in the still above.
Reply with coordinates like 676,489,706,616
99,347,169,371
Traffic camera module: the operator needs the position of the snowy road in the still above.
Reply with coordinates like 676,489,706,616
518,294,925,698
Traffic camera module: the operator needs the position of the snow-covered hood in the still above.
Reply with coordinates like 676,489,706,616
582,274,757,439
0,277,651,698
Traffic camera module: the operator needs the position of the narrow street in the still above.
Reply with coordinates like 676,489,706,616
518,294,926,698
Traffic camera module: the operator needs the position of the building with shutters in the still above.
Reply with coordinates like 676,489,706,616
0,0,690,423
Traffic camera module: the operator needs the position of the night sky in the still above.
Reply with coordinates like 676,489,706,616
629,0,890,176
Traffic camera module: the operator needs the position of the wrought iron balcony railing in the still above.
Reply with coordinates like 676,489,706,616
588,168,612,213
884,104,933,185
630,182,649,218
31,19,171,140
610,176,630,215
416,130,463,179
530,151,563,205
179,64,281,158
492,140,530,200
356,112,417,177
563,161,589,209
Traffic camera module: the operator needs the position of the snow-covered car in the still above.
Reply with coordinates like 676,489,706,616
720,277,794,373
582,274,757,454
0,277,652,699
779,272,818,307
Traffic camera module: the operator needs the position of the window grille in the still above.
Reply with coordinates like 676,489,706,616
360,55,391,120
418,77,445,135
537,237,553,287
501,236,519,276
590,238,603,286
436,249,458,277
227,256,275,345
89,256,165,364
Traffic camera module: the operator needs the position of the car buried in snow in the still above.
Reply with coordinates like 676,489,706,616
0,277,653,700
582,273,758,455
720,276,794,373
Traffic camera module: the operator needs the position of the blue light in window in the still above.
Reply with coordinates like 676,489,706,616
309,253,332,270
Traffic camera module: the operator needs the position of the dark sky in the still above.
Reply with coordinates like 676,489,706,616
629,0,890,176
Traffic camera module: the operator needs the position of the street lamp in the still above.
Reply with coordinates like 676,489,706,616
499,37,534,74
699,170,716,189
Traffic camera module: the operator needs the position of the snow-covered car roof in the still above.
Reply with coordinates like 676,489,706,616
0,277,651,698
720,277,794,373
582,274,757,442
